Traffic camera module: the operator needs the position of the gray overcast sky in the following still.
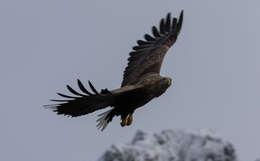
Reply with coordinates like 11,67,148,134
0,0,259,161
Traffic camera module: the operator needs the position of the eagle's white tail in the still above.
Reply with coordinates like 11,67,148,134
96,109,113,131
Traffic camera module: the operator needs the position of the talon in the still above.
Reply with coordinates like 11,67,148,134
120,118,127,127
126,114,133,126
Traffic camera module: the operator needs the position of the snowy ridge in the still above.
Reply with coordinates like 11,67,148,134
98,129,237,161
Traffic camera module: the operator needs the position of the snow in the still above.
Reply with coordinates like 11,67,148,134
98,129,237,161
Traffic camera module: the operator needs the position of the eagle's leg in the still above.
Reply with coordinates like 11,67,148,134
120,111,134,127
126,112,134,126
120,114,128,127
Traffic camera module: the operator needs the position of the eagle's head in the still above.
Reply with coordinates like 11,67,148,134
153,76,172,97
160,76,172,88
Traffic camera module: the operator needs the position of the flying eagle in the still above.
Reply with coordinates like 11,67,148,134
46,11,183,131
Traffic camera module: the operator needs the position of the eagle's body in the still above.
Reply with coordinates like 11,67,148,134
107,74,171,121
46,11,183,131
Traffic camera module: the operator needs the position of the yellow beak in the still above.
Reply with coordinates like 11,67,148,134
167,78,172,86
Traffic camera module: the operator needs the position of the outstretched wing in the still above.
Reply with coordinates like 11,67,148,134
45,79,144,117
121,11,183,87
44,80,113,117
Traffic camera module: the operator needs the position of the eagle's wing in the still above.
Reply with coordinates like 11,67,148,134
45,79,144,117
121,11,183,87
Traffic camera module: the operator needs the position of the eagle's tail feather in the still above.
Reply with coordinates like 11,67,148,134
96,109,115,131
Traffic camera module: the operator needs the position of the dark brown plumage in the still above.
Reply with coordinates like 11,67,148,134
122,11,183,87
45,11,184,131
